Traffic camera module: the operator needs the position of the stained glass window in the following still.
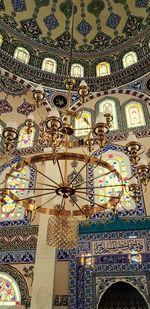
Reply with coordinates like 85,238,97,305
42,58,57,73
125,102,145,128
0,34,3,47
71,64,84,78
94,150,135,211
17,126,36,149
123,51,138,68
13,47,30,64
0,165,31,221
75,111,91,137
96,62,111,77
98,98,118,130
0,273,21,305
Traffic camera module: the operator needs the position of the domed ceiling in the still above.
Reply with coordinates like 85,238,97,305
0,0,149,56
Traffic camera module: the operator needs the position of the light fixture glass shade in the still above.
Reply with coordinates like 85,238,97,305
127,132,137,143
48,108,60,118
7,120,18,129
79,80,87,87
36,84,44,92
46,215,78,249
95,112,106,124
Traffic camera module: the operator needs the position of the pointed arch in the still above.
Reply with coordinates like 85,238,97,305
96,62,111,77
17,124,37,149
71,63,84,78
13,47,30,64
95,97,118,131
123,51,138,68
42,57,57,73
74,110,91,137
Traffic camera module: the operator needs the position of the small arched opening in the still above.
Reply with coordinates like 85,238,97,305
98,281,148,309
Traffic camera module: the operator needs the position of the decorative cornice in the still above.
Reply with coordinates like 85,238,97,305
0,49,150,91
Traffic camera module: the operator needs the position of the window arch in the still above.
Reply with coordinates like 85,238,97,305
96,62,111,77
13,47,30,64
75,111,91,137
71,63,84,78
0,34,3,47
98,98,118,130
42,57,57,73
0,164,32,221
17,125,36,149
125,101,145,128
0,272,21,305
93,150,135,212
123,51,138,68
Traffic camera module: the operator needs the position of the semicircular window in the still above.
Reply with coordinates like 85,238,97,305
13,47,30,64
123,51,138,68
71,63,84,78
96,62,111,77
125,101,145,128
0,161,34,222
42,58,57,73
0,272,21,305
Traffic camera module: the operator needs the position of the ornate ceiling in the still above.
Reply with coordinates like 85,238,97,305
0,0,149,55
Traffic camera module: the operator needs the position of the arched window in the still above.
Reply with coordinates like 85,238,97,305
0,34,3,47
123,51,138,68
71,64,84,78
98,98,118,130
96,62,111,77
0,272,21,305
42,57,57,73
75,111,91,137
13,47,30,64
93,150,135,211
125,101,145,128
0,165,31,221
17,125,36,149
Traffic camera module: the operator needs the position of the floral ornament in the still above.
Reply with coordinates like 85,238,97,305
90,32,111,50
60,0,77,20
34,0,50,8
0,97,13,115
87,0,105,17
23,266,34,286
0,76,27,96
20,18,42,38
56,31,77,50
123,15,144,37
17,99,35,117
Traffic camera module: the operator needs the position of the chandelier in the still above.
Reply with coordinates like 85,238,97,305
0,77,149,249
0,2,149,250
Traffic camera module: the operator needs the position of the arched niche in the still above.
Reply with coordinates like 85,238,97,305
97,281,149,309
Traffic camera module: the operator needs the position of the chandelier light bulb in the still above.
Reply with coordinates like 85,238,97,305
36,84,44,92
79,80,87,87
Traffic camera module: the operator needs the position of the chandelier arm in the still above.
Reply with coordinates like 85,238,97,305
23,160,61,187
35,194,58,211
16,191,56,202
56,159,64,185
75,194,106,209
76,190,121,199
77,184,126,190
6,174,58,189
76,170,114,187
73,134,88,156
128,173,137,181
70,196,85,216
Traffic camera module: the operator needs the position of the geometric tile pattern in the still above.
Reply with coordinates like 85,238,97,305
106,13,121,29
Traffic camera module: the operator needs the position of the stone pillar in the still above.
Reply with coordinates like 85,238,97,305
30,214,56,309
31,160,60,309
